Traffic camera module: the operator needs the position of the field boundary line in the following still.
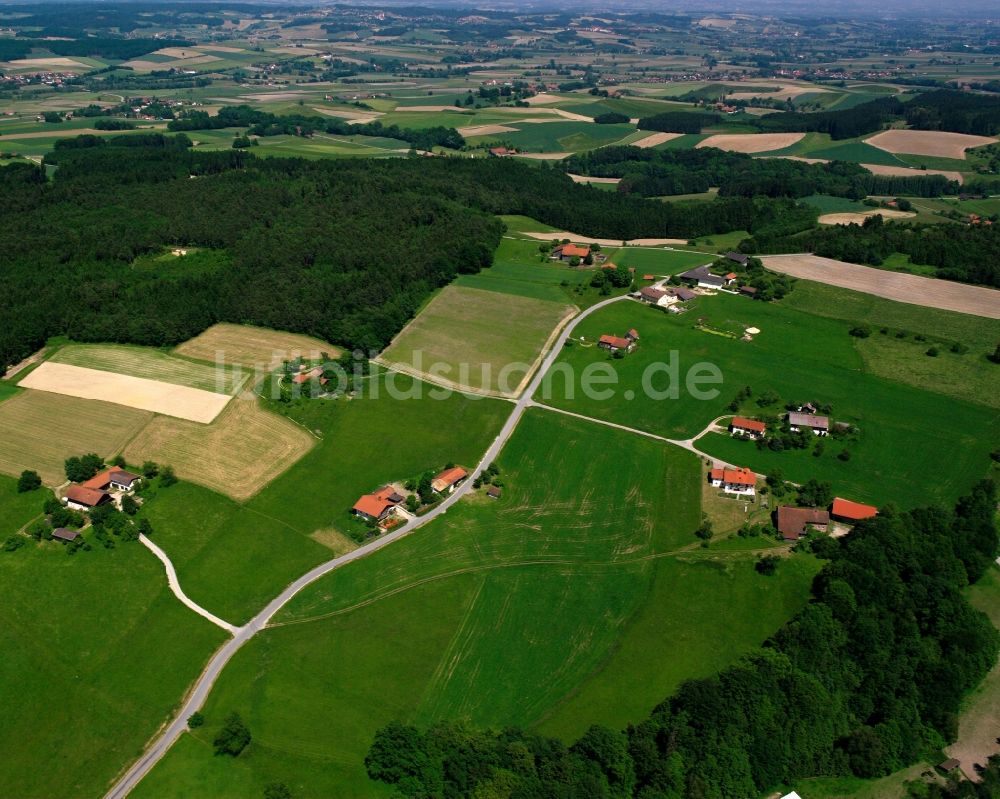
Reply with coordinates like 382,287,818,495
139,534,239,634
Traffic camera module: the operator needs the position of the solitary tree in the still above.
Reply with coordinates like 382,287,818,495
17,470,41,493
213,712,251,757
160,465,178,487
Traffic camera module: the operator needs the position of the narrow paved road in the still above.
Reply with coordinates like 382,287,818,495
104,294,630,799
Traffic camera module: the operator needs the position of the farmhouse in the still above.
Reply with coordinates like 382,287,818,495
489,146,516,157
598,334,635,353
352,486,405,522
679,265,726,289
708,466,756,496
788,412,830,435
776,506,830,541
51,528,80,542
432,466,468,494
64,485,112,511
725,252,749,267
831,497,878,524
730,416,766,439
551,243,590,261
82,468,142,493
626,328,639,342
639,287,667,304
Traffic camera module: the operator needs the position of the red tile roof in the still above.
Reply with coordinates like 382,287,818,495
599,334,631,350
65,485,109,507
353,485,404,518
831,497,878,521
557,244,589,258
81,468,140,491
627,328,639,340
710,466,756,486
432,466,468,491
731,417,766,434
643,274,655,280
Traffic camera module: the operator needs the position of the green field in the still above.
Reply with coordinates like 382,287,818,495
380,284,574,395
474,120,635,153
539,294,997,507
0,513,226,799
131,410,819,798
141,372,509,624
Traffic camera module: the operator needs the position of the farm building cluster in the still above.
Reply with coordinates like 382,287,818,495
352,465,469,529
598,328,639,354
63,468,142,512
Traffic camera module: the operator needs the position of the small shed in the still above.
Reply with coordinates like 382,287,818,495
51,528,80,542
486,486,502,500
937,758,961,774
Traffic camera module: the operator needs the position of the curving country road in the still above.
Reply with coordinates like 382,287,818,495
104,293,630,799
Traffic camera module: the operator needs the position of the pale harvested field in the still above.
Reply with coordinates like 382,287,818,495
767,155,829,164
522,230,688,246
697,133,805,153
632,132,683,149
514,152,571,160
152,47,207,58
126,55,221,70
0,391,151,485
865,129,997,160
818,209,916,225
51,344,243,394
394,105,461,113
238,91,310,102
19,362,232,424
568,174,622,184
2,57,89,69
123,395,314,501
727,82,827,101
174,323,340,371
761,254,1000,319
861,163,964,183
524,93,564,105
379,285,575,397
457,124,518,137
313,107,383,121
197,45,247,53
0,127,163,140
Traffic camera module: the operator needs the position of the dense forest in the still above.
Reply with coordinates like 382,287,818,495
0,139,812,369
562,146,957,199
166,104,466,151
366,481,1000,799
753,215,1000,287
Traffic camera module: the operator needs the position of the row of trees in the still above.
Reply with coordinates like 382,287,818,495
366,481,999,797
753,214,1000,287
562,145,957,200
166,104,465,151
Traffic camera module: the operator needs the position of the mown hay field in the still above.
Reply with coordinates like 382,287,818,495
123,395,314,501
52,343,244,394
379,285,575,396
0,390,152,484
174,323,341,372
19,362,232,424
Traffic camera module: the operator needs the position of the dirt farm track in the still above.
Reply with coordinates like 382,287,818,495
760,255,1000,319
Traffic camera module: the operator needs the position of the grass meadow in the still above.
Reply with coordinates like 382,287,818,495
540,293,997,507
380,284,574,396
0,520,226,799
139,372,509,624
131,410,819,798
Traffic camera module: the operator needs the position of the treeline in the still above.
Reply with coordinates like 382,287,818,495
2,37,191,61
166,104,465,151
367,482,1000,798
562,146,957,199
0,142,813,368
637,111,719,134
754,214,1000,287
636,91,1000,141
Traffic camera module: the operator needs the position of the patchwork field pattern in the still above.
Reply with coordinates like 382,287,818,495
174,323,341,371
0,390,152,484
123,395,314,501
379,285,575,396
19,362,232,423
